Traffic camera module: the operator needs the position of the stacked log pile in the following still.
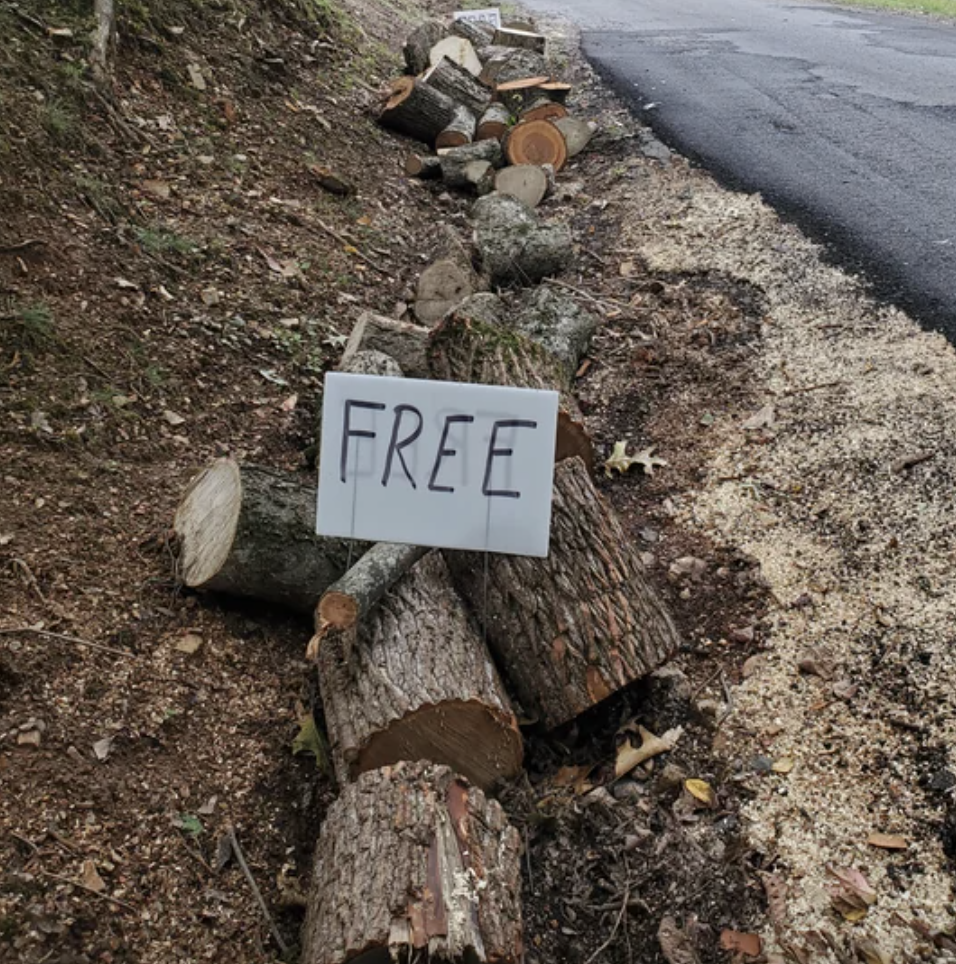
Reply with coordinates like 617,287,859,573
170,16,680,963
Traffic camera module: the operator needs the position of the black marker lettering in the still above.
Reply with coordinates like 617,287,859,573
482,419,537,498
381,404,423,488
340,399,385,483
428,415,475,493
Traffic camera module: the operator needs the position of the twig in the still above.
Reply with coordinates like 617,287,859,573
8,558,46,603
312,217,394,278
583,878,629,964
226,826,289,955
0,239,48,256
42,870,138,913
0,627,135,659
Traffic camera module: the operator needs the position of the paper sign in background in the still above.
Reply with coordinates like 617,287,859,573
316,374,559,556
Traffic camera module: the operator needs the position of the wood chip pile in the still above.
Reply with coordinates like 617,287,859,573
170,15,682,964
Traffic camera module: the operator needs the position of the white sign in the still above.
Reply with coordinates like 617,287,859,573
452,8,502,28
316,374,558,556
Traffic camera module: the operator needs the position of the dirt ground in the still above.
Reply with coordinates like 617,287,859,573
1,1,954,963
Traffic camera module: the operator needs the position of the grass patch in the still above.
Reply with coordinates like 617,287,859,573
0,302,57,353
834,0,956,16
134,225,196,257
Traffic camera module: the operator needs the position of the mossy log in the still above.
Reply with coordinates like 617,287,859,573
446,457,683,729
301,761,523,964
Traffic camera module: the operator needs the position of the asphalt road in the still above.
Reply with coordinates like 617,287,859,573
523,0,956,339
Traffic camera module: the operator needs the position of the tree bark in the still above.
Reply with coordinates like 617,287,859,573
315,554,524,790
415,258,475,325
90,0,115,85
479,47,548,87
379,77,458,147
435,104,477,149
472,193,572,285
403,19,446,75
437,137,504,168
301,761,523,964
476,102,511,141
551,116,597,157
512,284,597,378
317,542,428,631
520,97,569,123
446,457,682,729
341,311,431,379
451,19,496,49
424,56,492,116
506,118,568,171
173,460,362,613
493,27,547,54
404,152,443,179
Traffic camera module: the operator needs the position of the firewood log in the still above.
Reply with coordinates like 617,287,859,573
493,27,547,55
447,457,683,728
494,163,551,209
403,19,445,75
451,18,495,49
437,137,504,168
435,104,477,149
173,460,362,613
404,151,442,178
428,36,482,78
506,118,568,170
472,193,571,285
423,56,492,116
512,284,596,377
301,761,523,964
476,101,511,141
379,77,458,147
551,115,596,157
495,75,551,115
479,47,547,86
341,311,431,378
520,96,568,123
315,553,523,789
415,258,475,325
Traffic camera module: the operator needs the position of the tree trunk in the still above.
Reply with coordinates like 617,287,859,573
173,460,362,613
315,553,524,790
90,0,115,85
427,309,593,472
446,457,682,729
472,193,572,285
424,56,492,116
379,77,458,147
403,19,446,75
341,311,431,379
492,28,547,54
506,118,568,170
301,761,523,964
476,102,511,141
435,104,477,149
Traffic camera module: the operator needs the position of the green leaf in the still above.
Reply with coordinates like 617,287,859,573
292,712,330,774
176,813,203,836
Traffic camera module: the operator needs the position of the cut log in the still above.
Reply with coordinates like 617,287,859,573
341,311,431,379
435,104,477,149
494,163,550,208
428,308,592,471
537,80,573,103
379,77,458,147
315,554,524,789
415,258,475,325
301,761,523,964
442,157,495,194
429,36,482,78
551,115,596,157
521,97,569,123
451,18,496,49
479,47,547,87
437,137,504,168
512,284,598,378
476,101,511,141
404,151,442,178
493,27,547,55
403,19,446,75
472,193,572,285
506,118,568,170
339,348,402,377
423,56,492,116
173,459,361,613
446,456,683,729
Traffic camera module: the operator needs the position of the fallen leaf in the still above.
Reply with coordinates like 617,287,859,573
17,730,41,748
200,287,221,306
214,833,233,872
115,277,139,290
720,930,762,957
615,726,682,778
258,368,289,386
760,871,789,925
174,632,203,654
855,938,891,964
0,534,12,546
307,163,354,196
187,63,207,90
552,764,595,795
142,179,170,200
772,757,795,774
604,440,667,478
827,865,877,920
198,795,218,816
174,813,203,836
658,915,701,964
742,404,775,431
619,260,635,277
280,394,298,412
163,410,186,426
48,26,74,38
80,859,106,893
292,712,330,774
92,736,114,761
867,832,908,851
684,778,716,806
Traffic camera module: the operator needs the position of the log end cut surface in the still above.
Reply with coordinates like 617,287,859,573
173,458,242,587
506,119,568,171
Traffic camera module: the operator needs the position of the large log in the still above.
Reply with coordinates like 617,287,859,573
438,137,504,168
423,56,492,116
478,47,547,87
341,311,431,378
173,460,361,613
435,104,477,149
472,193,572,285
493,27,547,55
301,761,523,964
403,19,446,75
551,115,596,157
404,151,442,179
506,118,568,170
315,553,524,789
512,284,597,377
447,457,683,729
521,97,569,124
494,163,551,209
428,308,593,471
415,258,475,325
429,36,482,78
476,101,511,141
379,77,458,147
451,18,496,49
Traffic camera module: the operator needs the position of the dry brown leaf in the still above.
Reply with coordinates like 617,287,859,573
827,865,877,921
658,915,701,964
867,832,908,851
772,756,795,774
855,938,891,964
552,764,594,795
174,632,203,654
684,778,716,806
614,725,682,778
760,871,789,926
604,440,667,478
80,859,106,893
719,929,762,957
